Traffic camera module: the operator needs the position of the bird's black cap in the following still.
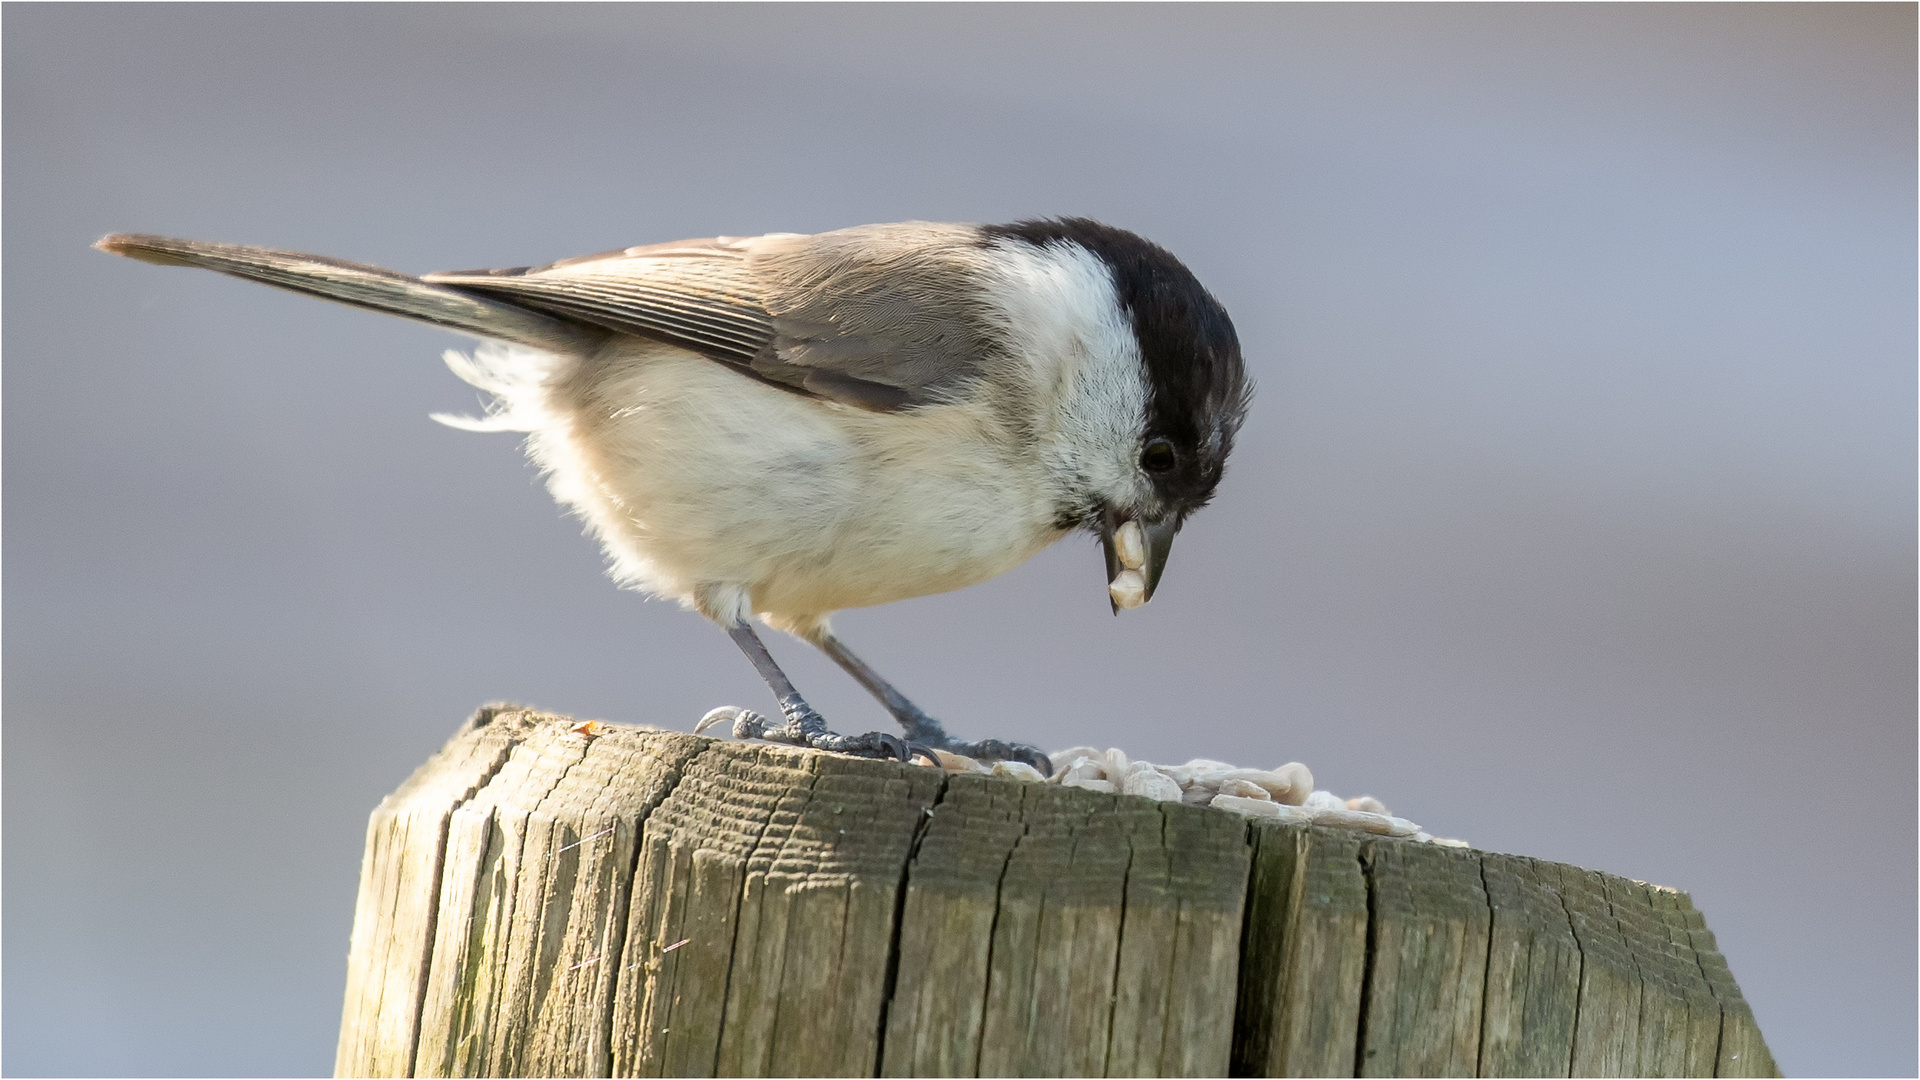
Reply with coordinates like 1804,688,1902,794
981,217,1251,519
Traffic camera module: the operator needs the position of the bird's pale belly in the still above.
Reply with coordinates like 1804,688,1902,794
744,506,1066,616
551,344,1065,618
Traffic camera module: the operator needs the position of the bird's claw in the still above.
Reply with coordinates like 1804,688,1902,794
889,705,1052,775
696,706,768,738
945,738,1053,777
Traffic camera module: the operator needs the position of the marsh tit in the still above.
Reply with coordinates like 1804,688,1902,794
97,219,1251,771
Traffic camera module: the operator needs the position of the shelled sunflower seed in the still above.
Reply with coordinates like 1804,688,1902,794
926,745,1468,848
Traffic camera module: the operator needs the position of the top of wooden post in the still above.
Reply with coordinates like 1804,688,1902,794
335,706,1777,1078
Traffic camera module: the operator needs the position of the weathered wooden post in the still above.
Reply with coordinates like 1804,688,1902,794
336,707,1777,1078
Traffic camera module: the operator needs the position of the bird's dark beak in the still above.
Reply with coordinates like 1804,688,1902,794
1100,509,1178,613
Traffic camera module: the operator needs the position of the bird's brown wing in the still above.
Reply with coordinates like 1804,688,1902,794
427,223,1001,411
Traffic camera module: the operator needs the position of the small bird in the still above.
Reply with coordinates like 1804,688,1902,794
97,219,1250,772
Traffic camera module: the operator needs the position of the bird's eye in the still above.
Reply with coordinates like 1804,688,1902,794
1140,437,1177,474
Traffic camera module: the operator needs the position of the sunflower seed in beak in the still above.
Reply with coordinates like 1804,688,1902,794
1109,569,1148,609
1100,511,1176,613
1113,520,1147,571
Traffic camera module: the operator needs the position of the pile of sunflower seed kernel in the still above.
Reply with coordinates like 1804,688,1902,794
929,747,1469,848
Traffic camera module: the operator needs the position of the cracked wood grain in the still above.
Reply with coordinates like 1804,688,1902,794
1359,838,1493,1077
879,775,1029,1077
1663,889,1777,1079
972,782,1135,1076
1104,800,1250,1077
1560,863,1646,1075
880,779,1251,1077
1477,853,1580,1077
610,739,941,1078
336,707,536,1077
1554,866,1746,1078
1231,822,1370,1079
712,749,943,1077
339,709,1777,1078
1605,876,1721,1077
412,719,708,1077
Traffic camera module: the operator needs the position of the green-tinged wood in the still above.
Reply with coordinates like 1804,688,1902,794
1478,853,1580,1077
409,719,589,1077
336,707,533,1078
1231,823,1369,1078
1360,838,1492,1077
340,708,1778,1078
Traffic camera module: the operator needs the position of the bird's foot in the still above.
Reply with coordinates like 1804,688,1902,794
696,697,933,765
889,705,1053,776
939,738,1054,777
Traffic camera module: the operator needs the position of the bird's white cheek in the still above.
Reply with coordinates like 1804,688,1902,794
980,238,1153,507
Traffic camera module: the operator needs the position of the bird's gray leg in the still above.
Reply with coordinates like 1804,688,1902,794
814,632,1053,775
695,622,916,762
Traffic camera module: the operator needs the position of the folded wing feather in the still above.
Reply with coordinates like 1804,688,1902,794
100,224,1002,414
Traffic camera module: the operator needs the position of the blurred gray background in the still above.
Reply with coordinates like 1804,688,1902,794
5,4,1913,1075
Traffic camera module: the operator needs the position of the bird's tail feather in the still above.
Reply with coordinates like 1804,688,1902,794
94,234,602,354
